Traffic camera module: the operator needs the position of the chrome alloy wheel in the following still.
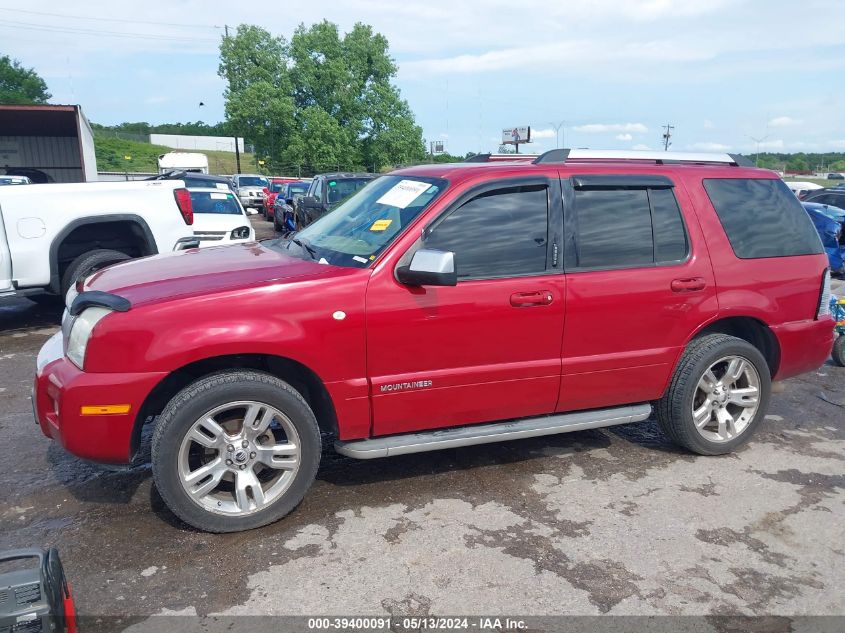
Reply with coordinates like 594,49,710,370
177,401,301,516
692,355,761,443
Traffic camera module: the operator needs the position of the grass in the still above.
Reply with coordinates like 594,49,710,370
94,135,258,175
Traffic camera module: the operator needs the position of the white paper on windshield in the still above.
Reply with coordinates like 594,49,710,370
215,183,229,190
210,192,228,200
352,255,368,264
375,180,430,209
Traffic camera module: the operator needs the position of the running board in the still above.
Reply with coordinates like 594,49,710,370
334,403,652,459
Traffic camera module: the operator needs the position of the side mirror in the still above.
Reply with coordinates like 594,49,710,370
262,187,269,195
285,198,294,205
396,249,457,287
301,196,317,207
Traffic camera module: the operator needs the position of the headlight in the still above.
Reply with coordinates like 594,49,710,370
66,307,111,369
65,284,79,310
231,226,251,240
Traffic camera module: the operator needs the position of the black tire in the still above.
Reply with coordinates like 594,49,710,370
273,212,281,232
60,248,131,296
656,334,771,456
832,335,845,367
151,370,321,533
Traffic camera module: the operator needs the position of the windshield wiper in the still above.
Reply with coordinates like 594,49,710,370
291,237,318,260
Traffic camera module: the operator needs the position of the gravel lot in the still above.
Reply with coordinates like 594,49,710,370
1,216,843,628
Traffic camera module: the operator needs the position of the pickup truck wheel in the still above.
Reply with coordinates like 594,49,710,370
151,370,321,533
832,335,845,367
60,249,130,296
656,334,771,456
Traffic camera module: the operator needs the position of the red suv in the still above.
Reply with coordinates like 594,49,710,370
34,150,835,532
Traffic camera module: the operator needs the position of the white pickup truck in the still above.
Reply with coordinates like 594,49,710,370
0,180,198,299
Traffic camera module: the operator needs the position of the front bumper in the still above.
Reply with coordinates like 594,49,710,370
34,332,167,464
238,195,264,208
771,316,835,380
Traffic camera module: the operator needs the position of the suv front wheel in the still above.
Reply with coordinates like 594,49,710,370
151,370,321,532
656,334,771,455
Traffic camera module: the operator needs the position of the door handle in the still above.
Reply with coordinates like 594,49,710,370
671,277,706,292
510,291,554,307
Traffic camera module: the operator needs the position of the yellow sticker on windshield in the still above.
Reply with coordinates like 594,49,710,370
369,219,392,231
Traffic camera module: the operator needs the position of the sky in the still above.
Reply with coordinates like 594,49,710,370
2,0,844,156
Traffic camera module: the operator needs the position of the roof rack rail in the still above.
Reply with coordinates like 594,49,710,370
532,149,754,167
464,153,538,163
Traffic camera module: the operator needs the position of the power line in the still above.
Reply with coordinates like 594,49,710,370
0,7,220,30
0,18,219,42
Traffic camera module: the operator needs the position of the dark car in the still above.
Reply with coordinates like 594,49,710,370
804,188,845,209
148,171,236,191
803,202,845,275
294,173,377,229
273,181,311,232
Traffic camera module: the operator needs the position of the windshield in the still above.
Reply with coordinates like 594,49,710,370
190,191,243,215
288,183,309,196
270,182,285,193
238,176,269,188
327,178,373,204
286,175,447,267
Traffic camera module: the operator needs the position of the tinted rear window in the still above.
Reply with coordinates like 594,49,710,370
574,189,654,268
190,191,242,215
703,179,822,259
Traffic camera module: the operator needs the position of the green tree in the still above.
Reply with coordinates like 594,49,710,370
0,55,50,104
218,21,425,174
786,155,809,173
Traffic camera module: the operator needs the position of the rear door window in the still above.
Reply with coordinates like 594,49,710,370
703,179,822,258
566,179,688,270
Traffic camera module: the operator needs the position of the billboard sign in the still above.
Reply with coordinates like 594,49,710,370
502,126,531,145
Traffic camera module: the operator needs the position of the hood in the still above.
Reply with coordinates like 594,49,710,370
84,241,354,307
239,186,265,194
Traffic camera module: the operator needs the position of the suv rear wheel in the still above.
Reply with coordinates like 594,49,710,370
151,370,321,532
656,334,771,455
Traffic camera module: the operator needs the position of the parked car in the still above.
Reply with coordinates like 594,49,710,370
189,188,255,247
294,173,377,229
804,188,845,209
148,171,235,191
0,175,32,185
1,180,197,300
803,202,845,275
827,173,844,180
34,149,834,533
784,180,822,199
263,178,307,220
233,174,270,213
273,181,311,232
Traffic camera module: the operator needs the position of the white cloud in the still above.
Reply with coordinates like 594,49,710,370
438,132,449,139
632,144,651,150
758,139,785,150
688,142,731,151
573,123,649,134
703,119,714,129
144,96,170,105
531,128,557,139
615,133,633,141
768,116,802,127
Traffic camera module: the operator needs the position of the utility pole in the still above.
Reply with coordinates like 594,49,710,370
662,123,674,151
747,134,770,167
549,121,565,149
